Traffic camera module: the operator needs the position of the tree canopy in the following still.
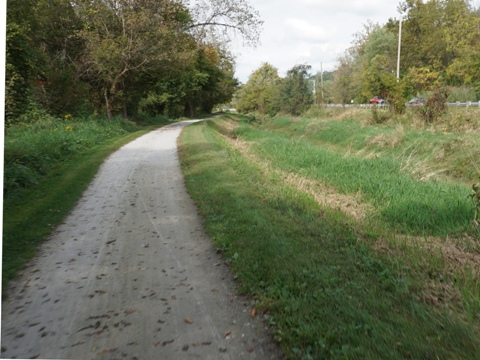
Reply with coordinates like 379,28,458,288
235,0,480,117
332,0,480,104
5,0,263,123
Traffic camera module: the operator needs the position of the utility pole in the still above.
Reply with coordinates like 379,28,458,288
396,17,402,81
320,62,325,108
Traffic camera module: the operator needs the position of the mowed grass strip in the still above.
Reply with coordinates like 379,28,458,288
178,118,480,359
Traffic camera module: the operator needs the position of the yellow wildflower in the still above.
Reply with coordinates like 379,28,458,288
65,126,73,131
64,114,73,121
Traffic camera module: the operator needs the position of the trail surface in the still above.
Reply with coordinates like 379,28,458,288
1,120,281,360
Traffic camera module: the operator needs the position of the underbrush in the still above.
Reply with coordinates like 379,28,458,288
4,115,153,190
179,117,480,359
4,115,147,199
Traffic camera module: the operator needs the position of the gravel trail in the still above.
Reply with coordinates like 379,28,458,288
1,120,281,360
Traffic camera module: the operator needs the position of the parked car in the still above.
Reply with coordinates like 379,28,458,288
408,97,427,105
370,96,385,104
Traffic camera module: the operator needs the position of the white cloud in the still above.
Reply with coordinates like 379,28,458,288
297,0,398,17
284,18,328,43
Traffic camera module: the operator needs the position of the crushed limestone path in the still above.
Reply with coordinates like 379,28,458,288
1,120,282,360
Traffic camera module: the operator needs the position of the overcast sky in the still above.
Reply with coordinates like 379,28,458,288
232,0,402,83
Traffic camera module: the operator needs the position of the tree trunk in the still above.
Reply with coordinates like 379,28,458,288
104,88,112,119
187,101,194,117
122,98,128,119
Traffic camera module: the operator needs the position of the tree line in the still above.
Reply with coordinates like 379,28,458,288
5,0,262,125
237,0,480,116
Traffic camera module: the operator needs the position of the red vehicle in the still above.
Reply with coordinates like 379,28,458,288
370,96,385,104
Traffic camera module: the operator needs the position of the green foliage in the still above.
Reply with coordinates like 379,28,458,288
447,85,478,102
280,64,313,115
331,53,360,104
3,115,143,199
330,0,480,107
5,22,37,125
469,179,480,224
362,27,396,63
407,66,442,93
236,62,281,116
236,63,313,116
5,0,261,123
371,106,390,124
384,79,408,115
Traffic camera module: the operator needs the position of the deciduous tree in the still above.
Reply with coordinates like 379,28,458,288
280,64,312,115
73,0,194,118
236,62,280,115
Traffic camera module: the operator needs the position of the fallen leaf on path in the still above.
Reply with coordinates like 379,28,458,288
223,330,231,338
98,348,116,355
124,309,135,315
250,309,256,317
184,317,193,324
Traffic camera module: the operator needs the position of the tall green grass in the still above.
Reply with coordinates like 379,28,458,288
236,128,471,237
4,116,141,198
179,118,480,359
243,116,479,237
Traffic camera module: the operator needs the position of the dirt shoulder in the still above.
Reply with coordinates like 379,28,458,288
1,120,282,360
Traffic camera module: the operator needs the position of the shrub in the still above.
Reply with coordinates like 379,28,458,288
417,87,449,123
371,106,390,124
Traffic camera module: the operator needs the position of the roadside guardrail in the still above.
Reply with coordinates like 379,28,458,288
324,101,480,109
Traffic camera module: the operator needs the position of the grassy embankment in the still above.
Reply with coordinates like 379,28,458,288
178,109,480,359
2,114,170,289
